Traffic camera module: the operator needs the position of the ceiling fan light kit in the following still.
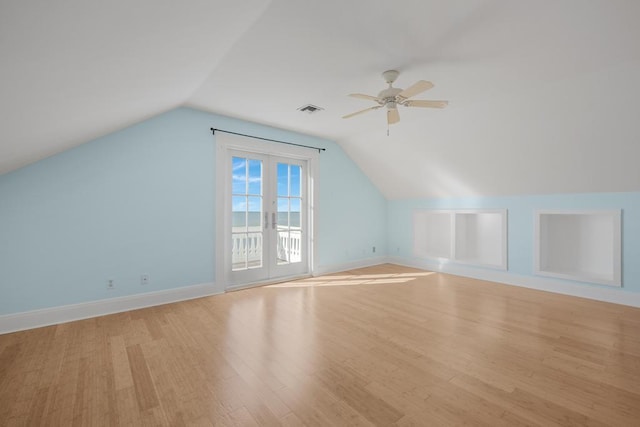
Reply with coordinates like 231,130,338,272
343,70,448,125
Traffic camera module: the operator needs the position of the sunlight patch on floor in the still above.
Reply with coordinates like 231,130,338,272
266,271,436,288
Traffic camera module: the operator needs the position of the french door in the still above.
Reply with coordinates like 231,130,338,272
227,150,308,287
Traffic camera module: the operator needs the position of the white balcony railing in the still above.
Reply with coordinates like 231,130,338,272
232,227,301,270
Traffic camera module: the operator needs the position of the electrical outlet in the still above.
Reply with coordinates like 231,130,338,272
107,279,115,290
141,274,150,285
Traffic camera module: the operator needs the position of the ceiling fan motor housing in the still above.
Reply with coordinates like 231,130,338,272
378,87,402,108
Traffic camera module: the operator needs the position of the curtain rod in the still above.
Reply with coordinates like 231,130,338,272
210,128,326,153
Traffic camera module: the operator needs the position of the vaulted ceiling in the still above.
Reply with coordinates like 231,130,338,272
2,0,640,198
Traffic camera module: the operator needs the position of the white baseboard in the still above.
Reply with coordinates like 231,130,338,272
0,282,221,335
387,256,640,308
312,256,389,277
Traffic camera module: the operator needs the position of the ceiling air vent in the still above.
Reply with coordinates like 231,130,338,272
297,104,324,114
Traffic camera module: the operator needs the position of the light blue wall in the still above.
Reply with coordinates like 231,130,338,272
317,144,387,268
0,107,387,315
388,192,640,293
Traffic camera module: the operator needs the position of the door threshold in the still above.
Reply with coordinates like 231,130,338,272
225,273,311,292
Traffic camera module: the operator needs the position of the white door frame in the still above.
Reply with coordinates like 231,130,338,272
215,132,319,291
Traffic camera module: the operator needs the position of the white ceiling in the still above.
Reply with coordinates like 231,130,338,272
2,0,640,198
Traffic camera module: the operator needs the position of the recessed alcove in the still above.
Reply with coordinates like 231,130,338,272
535,210,621,286
413,210,453,259
454,211,507,269
413,209,507,270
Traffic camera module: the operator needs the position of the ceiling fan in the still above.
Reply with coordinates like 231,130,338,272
342,70,448,125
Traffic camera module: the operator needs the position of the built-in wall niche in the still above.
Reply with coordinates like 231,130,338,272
455,211,507,268
413,209,507,270
535,210,622,287
413,211,453,259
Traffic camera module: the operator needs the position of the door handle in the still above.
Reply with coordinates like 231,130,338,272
264,212,268,229
272,212,277,229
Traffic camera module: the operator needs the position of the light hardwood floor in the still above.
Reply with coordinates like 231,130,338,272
1,264,640,426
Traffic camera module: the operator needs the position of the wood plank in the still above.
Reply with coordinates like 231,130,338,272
126,344,160,411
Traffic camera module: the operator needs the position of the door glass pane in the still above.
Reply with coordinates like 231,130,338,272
232,234,247,271
247,232,263,269
290,165,301,197
232,157,246,194
277,230,289,265
277,163,289,196
231,156,263,272
247,196,262,232
289,230,302,263
277,158,289,264
290,198,301,228
232,196,247,231
275,162,303,266
248,159,262,195
277,198,289,227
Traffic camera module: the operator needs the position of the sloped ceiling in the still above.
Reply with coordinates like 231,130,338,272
2,0,640,198
0,0,270,173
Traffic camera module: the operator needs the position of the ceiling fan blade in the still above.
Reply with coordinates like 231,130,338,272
342,105,382,119
398,80,434,100
388,108,400,125
405,100,449,108
348,93,380,102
